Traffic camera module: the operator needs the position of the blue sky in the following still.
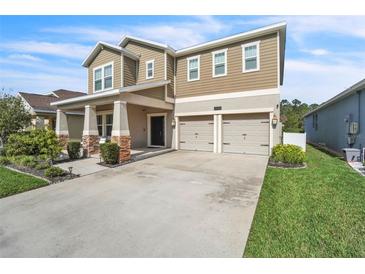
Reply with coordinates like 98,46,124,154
1,15,365,104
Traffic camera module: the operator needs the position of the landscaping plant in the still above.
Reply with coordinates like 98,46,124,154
67,141,81,159
271,144,305,164
0,156,9,165
44,166,65,178
100,142,119,164
0,93,31,143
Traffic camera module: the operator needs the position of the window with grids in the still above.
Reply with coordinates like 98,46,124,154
213,50,227,77
242,42,260,72
94,63,113,92
105,114,113,137
97,115,103,136
187,56,199,81
146,60,154,79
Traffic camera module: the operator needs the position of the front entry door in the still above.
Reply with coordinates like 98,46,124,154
150,116,165,146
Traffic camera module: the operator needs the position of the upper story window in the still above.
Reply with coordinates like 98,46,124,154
187,55,200,81
94,62,113,92
146,60,154,79
212,49,227,77
242,41,260,73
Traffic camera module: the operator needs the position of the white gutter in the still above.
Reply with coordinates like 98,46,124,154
120,80,170,93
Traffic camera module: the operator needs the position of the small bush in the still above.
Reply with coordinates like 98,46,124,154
272,144,305,164
100,143,119,164
67,141,81,159
18,155,37,168
0,156,9,165
5,129,62,159
35,162,50,170
44,166,65,177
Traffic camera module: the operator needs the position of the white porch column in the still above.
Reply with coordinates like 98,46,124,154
82,105,100,156
111,101,131,162
56,109,69,148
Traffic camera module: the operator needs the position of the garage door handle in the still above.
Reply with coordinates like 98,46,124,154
180,141,186,143
242,134,247,136
223,122,230,124
223,142,230,145
260,144,269,146
208,142,214,144
180,123,186,125
208,122,214,125
261,121,269,124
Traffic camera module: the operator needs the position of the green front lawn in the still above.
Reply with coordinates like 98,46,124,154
0,166,48,198
244,145,365,257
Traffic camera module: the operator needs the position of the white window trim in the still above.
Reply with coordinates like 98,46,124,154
147,113,167,148
146,59,155,80
93,61,114,93
96,111,113,138
186,55,200,82
242,41,260,73
212,48,228,78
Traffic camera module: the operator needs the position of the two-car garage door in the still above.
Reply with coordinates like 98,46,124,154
179,113,270,155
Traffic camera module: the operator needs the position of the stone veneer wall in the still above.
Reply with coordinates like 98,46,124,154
111,136,131,162
82,135,100,156
57,134,69,149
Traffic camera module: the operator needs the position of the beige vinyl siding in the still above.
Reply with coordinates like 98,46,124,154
124,41,165,84
166,54,174,98
123,56,137,86
87,48,121,94
133,86,165,101
176,33,278,98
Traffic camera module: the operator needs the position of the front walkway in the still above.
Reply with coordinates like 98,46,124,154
0,151,268,257
55,147,174,176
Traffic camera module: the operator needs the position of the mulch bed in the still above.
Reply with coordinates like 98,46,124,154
6,164,79,184
268,160,307,169
97,159,135,168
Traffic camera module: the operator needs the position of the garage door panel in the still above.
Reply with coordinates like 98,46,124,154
179,115,214,152
223,113,269,156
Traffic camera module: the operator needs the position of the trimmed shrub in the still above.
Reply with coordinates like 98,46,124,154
272,144,305,164
44,166,65,177
67,141,81,159
0,156,9,165
18,155,37,168
100,143,119,164
5,129,62,159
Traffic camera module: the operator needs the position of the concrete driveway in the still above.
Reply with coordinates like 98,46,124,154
0,151,268,258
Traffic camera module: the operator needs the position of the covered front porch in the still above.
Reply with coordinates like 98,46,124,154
53,88,174,163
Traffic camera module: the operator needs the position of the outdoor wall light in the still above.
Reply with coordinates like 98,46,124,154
171,119,176,127
272,114,278,126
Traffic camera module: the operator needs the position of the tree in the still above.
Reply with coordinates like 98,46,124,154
0,93,32,143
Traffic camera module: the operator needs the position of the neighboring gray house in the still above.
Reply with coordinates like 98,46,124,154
304,78,365,154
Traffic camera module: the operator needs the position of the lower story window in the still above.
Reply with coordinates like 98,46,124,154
97,113,113,137
97,115,103,136
106,114,113,137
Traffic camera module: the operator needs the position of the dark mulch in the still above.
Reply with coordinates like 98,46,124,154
97,159,135,168
268,160,306,169
6,164,79,184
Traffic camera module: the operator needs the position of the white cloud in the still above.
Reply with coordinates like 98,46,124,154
0,41,91,59
7,54,44,62
282,59,365,104
41,16,229,49
301,48,330,56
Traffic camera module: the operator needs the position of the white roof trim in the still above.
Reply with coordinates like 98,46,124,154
51,80,170,107
121,80,170,93
82,41,139,67
304,78,365,117
51,89,120,106
119,35,175,55
175,21,287,56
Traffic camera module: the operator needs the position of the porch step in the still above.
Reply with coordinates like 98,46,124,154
132,148,174,161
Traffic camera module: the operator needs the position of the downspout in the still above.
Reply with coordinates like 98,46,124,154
357,90,362,151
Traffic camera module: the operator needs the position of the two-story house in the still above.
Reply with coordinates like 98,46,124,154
51,22,287,162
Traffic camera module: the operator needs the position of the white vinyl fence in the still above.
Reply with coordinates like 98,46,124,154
283,132,306,151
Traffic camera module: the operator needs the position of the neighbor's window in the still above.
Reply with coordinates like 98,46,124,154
105,114,113,137
242,41,260,72
146,60,154,79
97,115,103,136
212,49,227,77
187,56,200,81
94,63,113,92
